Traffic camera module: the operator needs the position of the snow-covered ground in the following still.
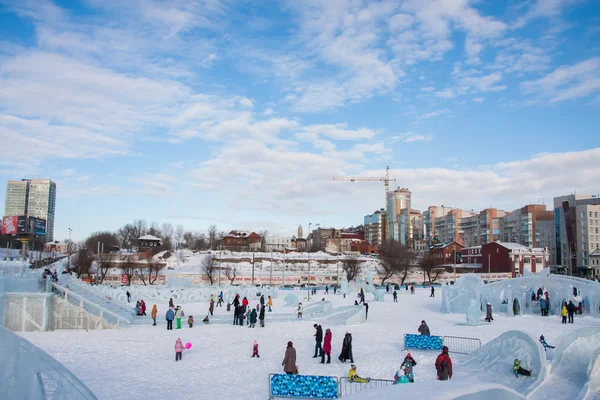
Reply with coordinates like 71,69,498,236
19,288,600,400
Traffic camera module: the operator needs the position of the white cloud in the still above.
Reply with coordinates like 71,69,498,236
238,97,254,108
417,109,450,120
390,132,433,143
473,97,485,103
513,0,576,28
436,88,456,98
421,86,435,92
521,58,600,102
130,173,177,195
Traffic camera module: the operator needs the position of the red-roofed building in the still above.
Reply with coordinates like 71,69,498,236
221,230,262,251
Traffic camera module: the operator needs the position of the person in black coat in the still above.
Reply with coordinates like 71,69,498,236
233,295,240,308
567,301,576,323
363,303,369,319
338,332,354,363
259,305,266,327
313,324,323,358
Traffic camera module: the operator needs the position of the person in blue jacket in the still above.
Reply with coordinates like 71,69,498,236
166,307,175,330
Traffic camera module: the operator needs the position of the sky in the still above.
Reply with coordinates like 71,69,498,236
0,0,599,242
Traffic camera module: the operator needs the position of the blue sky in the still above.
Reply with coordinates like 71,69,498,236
0,0,599,242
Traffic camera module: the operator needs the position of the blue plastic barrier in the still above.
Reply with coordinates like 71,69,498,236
269,374,339,399
403,334,443,351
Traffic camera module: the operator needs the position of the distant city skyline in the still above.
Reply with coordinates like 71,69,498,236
0,1,598,241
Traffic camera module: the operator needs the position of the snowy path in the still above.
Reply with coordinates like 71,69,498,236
19,288,600,400
529,333,600,400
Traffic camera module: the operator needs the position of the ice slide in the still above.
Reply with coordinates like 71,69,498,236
456,330,547,397
529,328,600,400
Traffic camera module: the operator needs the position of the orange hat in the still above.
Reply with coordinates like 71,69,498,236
406,352,412,358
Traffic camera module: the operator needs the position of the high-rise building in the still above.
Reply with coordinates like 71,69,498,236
3,179,56,242
500,205,554,248
460,208,507,247
434,209,475,245
553,194,600,277
364,209,387,247
387,187,411,243
424,206,457,244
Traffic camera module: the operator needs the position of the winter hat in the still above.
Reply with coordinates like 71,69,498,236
540,335,545,340
314,324,318,328
350,364,356,369
287,341,293,347
253,340,257,346
442,346,449,353
487,302,491,305
406,353,412,358
326,328,331,333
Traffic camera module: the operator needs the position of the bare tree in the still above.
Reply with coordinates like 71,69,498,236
85,231,120,253
379,241,416,285
202,255,217,285
208,225,218,250
224,263,237,285
147,258,165,285
73,250,94,280
342,257,362,282
135,266,147,286
96,253,111,285
419,253,444,283
120,255,136,286
258,230,268,252
161,223,174,242
175,225,185,248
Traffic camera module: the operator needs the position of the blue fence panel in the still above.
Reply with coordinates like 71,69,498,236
403,334,443,351
270,374,339,399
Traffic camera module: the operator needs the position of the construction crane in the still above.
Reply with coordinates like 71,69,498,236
332,166,396,211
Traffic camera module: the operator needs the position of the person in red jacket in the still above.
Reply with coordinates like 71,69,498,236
242,297,249,309
321,328,332,364
435,346,452,381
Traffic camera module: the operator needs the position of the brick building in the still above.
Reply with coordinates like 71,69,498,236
221,231,262,251
462,242,549,278
429,241,463,264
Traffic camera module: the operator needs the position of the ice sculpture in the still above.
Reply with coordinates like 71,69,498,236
285,293,299,307
466,298,481,325
340,271,349,296
374,288,385,302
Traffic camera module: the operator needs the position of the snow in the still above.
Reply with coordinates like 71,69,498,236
17,287,600,400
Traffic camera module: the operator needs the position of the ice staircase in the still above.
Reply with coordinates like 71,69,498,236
54,275,146,326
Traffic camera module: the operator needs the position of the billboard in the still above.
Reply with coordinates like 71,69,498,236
1,216,17,234
17,216,27,234
28,217,46,236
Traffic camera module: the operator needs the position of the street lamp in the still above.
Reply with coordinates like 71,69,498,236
67,228,73,273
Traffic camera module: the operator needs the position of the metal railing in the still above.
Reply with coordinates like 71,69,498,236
338,378,394,398
442,335,481,355
51,282,127,327
59,276,136,318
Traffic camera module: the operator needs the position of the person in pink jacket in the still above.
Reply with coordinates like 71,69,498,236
321,328,332,364
175,338,183,362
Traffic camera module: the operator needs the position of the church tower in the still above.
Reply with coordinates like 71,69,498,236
298,224,303,238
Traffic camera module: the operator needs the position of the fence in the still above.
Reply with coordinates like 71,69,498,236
338,378,394,398
441,335,481,355
403,334,481,355
269,374,339,399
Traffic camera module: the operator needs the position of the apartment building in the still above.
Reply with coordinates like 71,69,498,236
364,209,387,247
424,206,457,245
460,208,507,247
433,209,475,245
387,187,411,243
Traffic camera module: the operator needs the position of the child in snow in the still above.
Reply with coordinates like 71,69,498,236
513,359,532,377
399,353,417,383
298,302,303,319
188,315,194,328
348,364,370,383
252,340,260,358
561,304,568,324
539,335,555,350
175,338,183,362
203,315,209,324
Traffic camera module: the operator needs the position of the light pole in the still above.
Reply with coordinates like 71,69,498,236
67,228,72,273
307,252,311,301
270,251,273,286
218,244,222,286
282,250,286,286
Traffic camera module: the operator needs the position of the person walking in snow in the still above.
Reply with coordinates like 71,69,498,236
151,304,157,326
233,294,240,308
418,320,430,336
282,341,297,375
386,284,390,293
259,304,266,327
399,353,417,383
267,295,273,312
364,303,369,319
430,286,435,297
567,301,576,323
561,304,568,324
252,340,260,358
393,290,398,302
238,305,245,326
249,308,257,328
513,359,531,377
188,315,194,328
298,302,303,318
141,299,147,316
536,287,543,301
410,285,415,295
260,294,265,310
334,286,337,295
126,291,131,303
435,346,452,381
242,297,249,309
209,299,215,316
166,307,175,330
485,303,494,322
218,291,224,307
175,338,183,362
338,332,354,363
313,324,323,358
169,298,174,308
135,301,141,316
233,304,239,325
175,306,184,329
539,335,555,350
539,298,547,316
325,286,329,295
321,328,332,364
